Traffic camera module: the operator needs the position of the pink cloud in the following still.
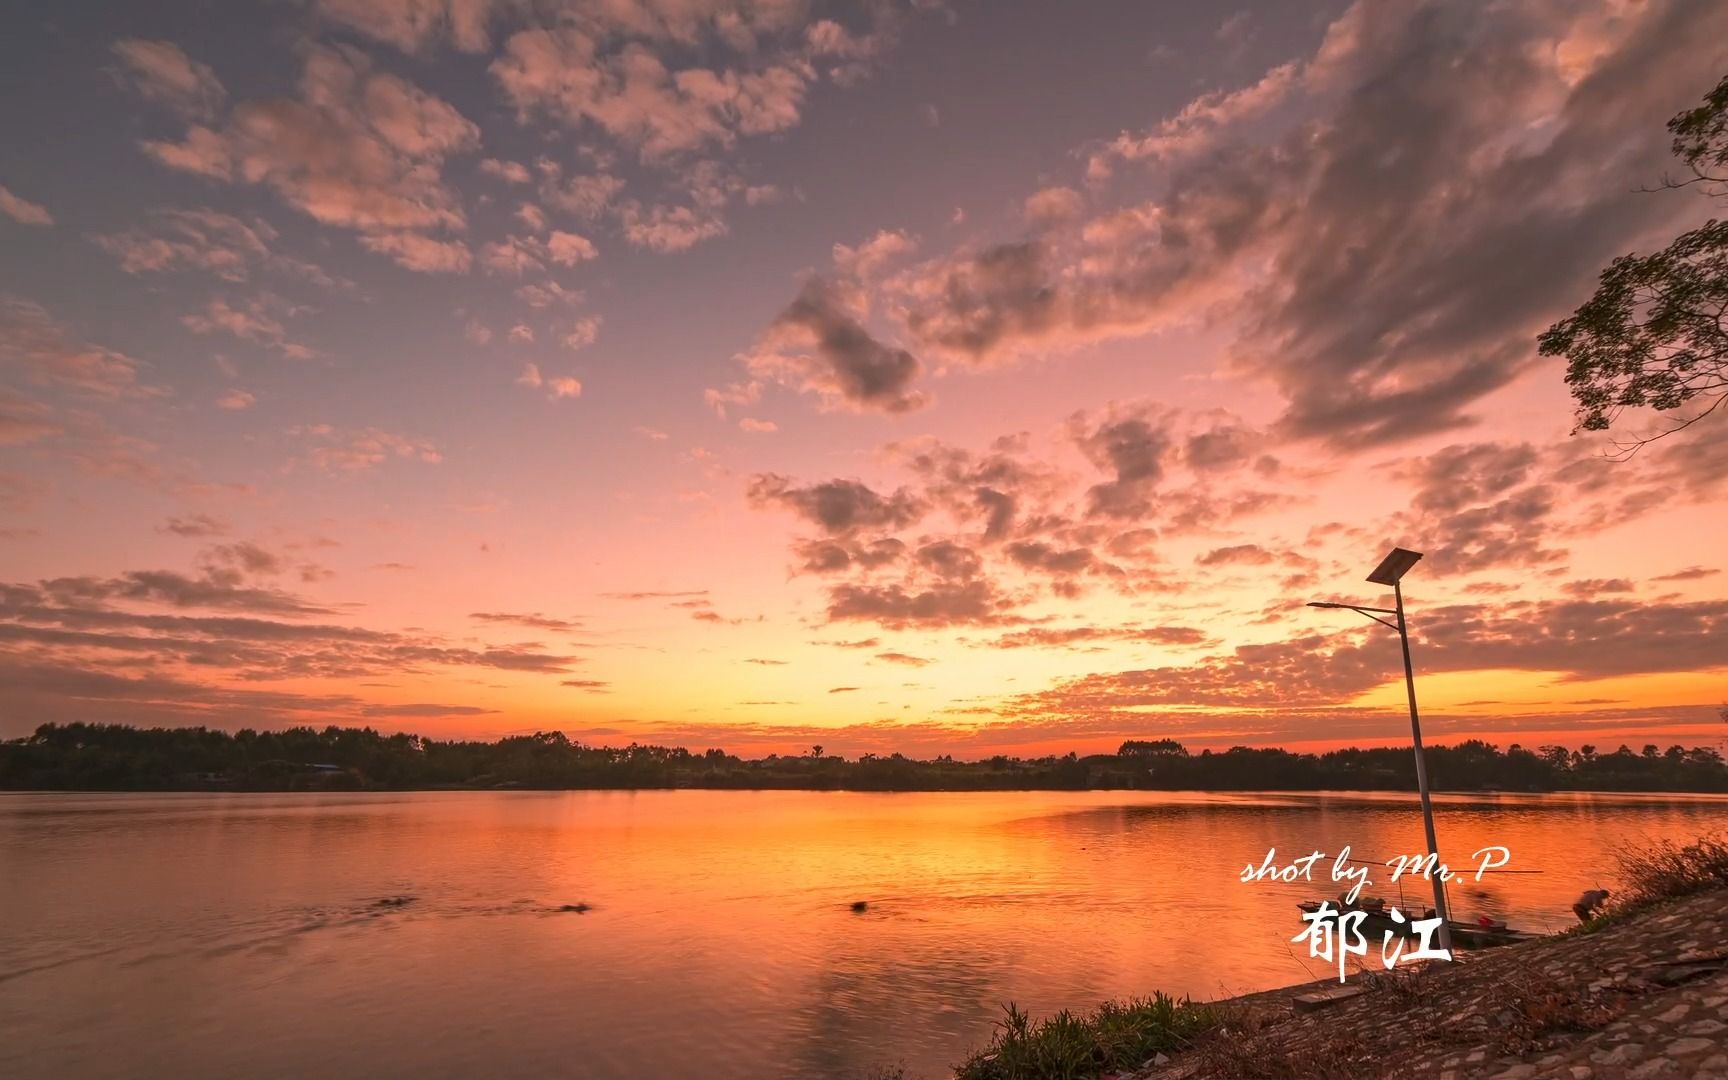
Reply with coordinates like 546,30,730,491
491,30,807,162
545,229,598,265
358,231,472,273
478,157,530,183
617,201,727,252
181,296,315,358
290,424,442,472
0,185,53,227
0,390,61,446
316,0,498,54
111,39,226,120
0,296,163,400
560,316,601,352
136,46,479,269
514,362,582,401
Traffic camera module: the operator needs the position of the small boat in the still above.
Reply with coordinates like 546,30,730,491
1297,900,1538,949
1447,920,1539,949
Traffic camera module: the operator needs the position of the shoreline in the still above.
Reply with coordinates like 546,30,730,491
1123,888,1728,1079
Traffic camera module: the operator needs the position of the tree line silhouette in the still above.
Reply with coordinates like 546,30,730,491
2,723,1724,793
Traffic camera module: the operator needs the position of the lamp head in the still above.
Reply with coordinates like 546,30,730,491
1366,547,1423,586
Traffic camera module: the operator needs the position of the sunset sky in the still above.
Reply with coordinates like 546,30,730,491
2,0,1725,757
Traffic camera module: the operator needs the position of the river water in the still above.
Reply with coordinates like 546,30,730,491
1,789,1723,1078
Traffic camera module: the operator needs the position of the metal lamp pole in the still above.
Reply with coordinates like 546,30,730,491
1393,577,1452,952
1309,547,1452,952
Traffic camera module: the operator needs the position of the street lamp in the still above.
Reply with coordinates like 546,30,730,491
1307,546,1452,952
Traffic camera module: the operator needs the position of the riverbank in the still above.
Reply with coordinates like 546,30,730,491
1125,887,1728,1079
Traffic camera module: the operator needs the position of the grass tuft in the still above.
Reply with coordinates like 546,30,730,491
1561,834,1728,936
955,993,1220,1080
1613,833,1728,909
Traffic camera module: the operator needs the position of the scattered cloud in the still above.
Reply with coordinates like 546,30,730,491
833,229,917,281
561,678,611,692
0,562,589,727
316,0,499,54
1003,596,1728,725
159,514,230,538
1197,544,1276,567
0,185,53,227
561,315,601,351
742,0,1728,447
491,27,810,163
134,45,479,270
359,231,472,273
182,295,316,358
827,579,1012,629
470,611,582,632
600,589,709,601
360,702,498,717
874,650,931,666
515,362,582,400
546,229,598,265
479,157,531,183
290,424,441,472
94,209,282,281
1653,566,1719,582
111,38,226,120
0,296,163,400
748,475,925,535
752,277,923,413
0,391,61,446
618,201,728,252
982,625,1212,650
1024,186,1085,228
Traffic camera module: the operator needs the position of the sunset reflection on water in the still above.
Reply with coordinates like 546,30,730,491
2,790,1723,1079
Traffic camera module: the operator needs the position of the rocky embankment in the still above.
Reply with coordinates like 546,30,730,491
1133,889,1728,1080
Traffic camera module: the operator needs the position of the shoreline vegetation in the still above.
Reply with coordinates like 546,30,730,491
3,723,1726,793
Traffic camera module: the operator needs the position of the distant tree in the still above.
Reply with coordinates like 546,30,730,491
810,744,824,759
1539,73,1728,453
4,724,1726,794
1118,739,1188,758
